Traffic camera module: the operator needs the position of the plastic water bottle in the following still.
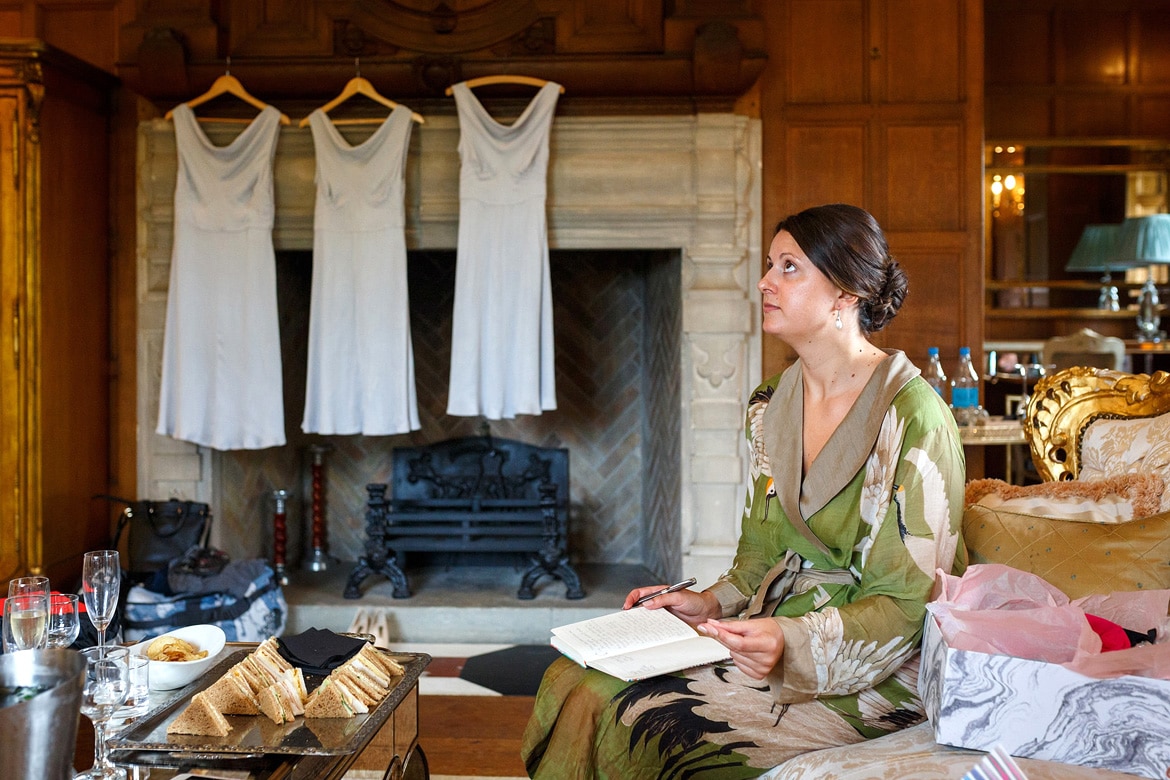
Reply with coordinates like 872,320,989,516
951,346,983,426
923,347,948,400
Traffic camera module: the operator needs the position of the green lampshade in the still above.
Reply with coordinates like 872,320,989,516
1064,224,1122,273
1113,214,1170,266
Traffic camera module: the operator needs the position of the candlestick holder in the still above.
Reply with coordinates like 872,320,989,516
304,444,332,571
271,489,290,585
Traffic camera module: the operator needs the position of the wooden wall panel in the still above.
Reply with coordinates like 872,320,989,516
881,0,961,102
1056,94,1130,136
229,0,333,57
0,11,22,36
874,246,965,356
557,0,662,52
1137,8,1170,83
1056,9,1128,85
784,124,866,214
884,123,963,232
986,10,1050,86
1135,96,1170,134
39,6,120,71
785,0,865,104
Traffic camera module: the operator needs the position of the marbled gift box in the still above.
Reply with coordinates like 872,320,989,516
919,614,1170,779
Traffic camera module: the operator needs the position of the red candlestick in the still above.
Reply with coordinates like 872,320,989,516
305,444,331,571
271,489,289,585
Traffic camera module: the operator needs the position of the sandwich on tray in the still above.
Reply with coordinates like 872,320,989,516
305,677,369,719
167,692,233,737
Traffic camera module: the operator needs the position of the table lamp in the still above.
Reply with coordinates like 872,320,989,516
1064,223,1122,311
1114,214,1170,342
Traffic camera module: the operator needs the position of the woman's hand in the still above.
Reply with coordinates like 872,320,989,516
622,586,721,627
696,617,785,680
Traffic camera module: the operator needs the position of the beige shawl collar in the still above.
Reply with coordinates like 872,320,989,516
761,350,920,547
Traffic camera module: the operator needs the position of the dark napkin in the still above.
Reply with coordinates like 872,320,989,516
276,628,366,675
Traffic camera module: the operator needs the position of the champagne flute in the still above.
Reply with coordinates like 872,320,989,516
77,645,129,780
82,551,120,650
46,592,81,648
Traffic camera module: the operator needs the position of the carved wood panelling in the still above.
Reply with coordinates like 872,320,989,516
786,0,866,104
112,0,763,103
884,123,964,232
879,0,963,103
783,124,866,212
229,0,335,57
876,244,967,354
554,0,662,53
986,0,1170,138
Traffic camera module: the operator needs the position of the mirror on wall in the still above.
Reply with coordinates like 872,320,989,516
985,140,1170,314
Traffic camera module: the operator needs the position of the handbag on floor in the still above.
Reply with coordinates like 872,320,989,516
103,496,212,582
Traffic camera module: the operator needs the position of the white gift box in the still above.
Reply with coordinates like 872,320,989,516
919,612,1170,779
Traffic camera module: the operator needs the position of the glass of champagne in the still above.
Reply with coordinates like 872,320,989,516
46,592,81,648
5,576,51,651
77,645,129,780
3,593,49,650
82,551,121,650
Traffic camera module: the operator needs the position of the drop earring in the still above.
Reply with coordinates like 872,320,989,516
835,309,843,330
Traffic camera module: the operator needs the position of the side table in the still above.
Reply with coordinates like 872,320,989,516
102,645,430,780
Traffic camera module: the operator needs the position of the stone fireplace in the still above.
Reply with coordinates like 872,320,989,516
137,112,761,589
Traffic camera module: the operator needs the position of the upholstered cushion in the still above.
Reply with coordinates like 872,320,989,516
962,504,1170,599
1079,412,1170,513
762,722,1137,780
964,474,1165,524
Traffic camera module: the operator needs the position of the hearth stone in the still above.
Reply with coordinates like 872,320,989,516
284,562,652,645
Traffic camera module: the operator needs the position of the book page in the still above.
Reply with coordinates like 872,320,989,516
551,607,702,663
589,636,730,682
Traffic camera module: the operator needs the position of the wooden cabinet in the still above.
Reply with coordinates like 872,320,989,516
0,40,116,585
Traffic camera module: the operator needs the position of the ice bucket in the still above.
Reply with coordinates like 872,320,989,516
0,648,86,780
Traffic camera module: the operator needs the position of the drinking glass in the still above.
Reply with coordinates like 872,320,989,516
8,575,50,601
77,645,129,780
46,592,81,648
3,591,49,650
82,551,121,650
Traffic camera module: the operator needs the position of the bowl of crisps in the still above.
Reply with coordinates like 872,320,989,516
130,624,226,690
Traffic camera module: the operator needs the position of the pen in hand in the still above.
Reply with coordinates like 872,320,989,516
633,577,697,607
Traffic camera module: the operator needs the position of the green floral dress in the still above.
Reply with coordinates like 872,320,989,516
522,351,967,779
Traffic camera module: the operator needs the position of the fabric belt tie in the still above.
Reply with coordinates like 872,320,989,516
743,550,855,619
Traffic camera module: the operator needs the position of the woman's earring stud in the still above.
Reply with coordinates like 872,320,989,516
835,310,843,330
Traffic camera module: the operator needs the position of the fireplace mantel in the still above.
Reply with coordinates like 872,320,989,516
137,112,761,586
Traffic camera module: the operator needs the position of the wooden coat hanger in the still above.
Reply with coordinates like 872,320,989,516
299,61,424,128
165,59,291,125
445,75,565,95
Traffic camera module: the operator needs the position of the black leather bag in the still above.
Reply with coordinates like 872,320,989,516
108,498,212,580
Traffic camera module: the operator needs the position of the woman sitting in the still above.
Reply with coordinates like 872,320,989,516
521,203,967,778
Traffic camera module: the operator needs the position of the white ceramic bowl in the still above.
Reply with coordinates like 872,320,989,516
130,624,226,690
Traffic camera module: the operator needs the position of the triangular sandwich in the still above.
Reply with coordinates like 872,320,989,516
167,692,232,737
257,683,296,725
305,678,359,719
203,671,261,716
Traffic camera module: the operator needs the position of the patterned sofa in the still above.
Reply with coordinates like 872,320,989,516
763,367,1170,780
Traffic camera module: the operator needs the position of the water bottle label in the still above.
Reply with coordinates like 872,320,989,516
952,386,978,409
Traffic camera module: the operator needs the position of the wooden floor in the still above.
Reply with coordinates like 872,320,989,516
420,695,535,777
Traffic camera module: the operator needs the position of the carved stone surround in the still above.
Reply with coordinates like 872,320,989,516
137,112,761,586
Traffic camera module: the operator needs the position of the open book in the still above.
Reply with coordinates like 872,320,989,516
550,607,731,682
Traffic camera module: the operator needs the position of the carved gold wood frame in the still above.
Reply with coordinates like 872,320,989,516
1024,367,1170,481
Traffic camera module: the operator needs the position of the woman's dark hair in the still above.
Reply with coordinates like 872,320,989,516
774,203,908,334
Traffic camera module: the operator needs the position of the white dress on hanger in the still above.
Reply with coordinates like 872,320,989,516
157,104,286,450
302,106,420,435
447,81,561,419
